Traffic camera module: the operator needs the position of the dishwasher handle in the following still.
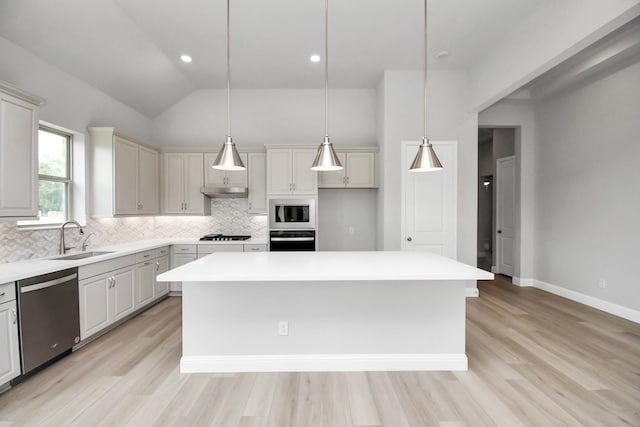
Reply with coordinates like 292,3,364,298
21,273,78,293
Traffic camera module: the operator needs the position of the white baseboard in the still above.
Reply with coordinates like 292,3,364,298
180,353,468,373
491,265,497,273
511,278,639,324
465,287,479,298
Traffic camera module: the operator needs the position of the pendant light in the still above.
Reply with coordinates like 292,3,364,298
311,0,343,171
409,0,443,172
212,0,245,171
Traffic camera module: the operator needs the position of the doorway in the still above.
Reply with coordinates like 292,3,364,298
477,128,515,273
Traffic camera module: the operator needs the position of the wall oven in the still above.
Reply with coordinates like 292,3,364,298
269,198,316,230
270,230,316,251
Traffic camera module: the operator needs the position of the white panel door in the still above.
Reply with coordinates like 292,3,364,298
203,153,227,186
226,152,248,187
135,261,155,308
137,146,159,214
346,152,375,188
163,153,185,214
267,150,292,194
79,276,110,339
111,268,135,322
403,141,457,258
292,149,318,194
318,152,347,187
496,156,515,276
183,153,204,214
155,256,170,297
113,137,138,214
0,95,38,217
248,153,267,214
0,300,21,385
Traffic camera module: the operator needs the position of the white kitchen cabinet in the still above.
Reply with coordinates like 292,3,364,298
266,148,317,195
162,153,209,215
79,265,135,340
155,256,170,297
197,244,244,258
244,244,267,252
0,298,21,386
318,152,376,188
89,127,159,216
170,245,198,293
248,153,266,214
135,259,155,308
0,82,43,219
204,152,248,188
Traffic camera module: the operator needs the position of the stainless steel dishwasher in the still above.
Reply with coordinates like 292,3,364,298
17,268,80,374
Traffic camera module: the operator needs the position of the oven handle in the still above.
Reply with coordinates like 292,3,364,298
21,273,78,293
270,237,315,242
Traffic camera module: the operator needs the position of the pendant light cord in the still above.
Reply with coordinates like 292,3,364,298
324,0,329,139
226,0,231,138
423,0,428,140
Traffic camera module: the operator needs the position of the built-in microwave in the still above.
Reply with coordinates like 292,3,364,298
269,198,316,230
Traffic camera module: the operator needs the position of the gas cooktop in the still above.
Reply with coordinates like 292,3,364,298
200,234,251,241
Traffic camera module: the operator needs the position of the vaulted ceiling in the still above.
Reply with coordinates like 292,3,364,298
0,0,549,117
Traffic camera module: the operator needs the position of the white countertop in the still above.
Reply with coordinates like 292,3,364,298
157,251,494,282
0,237,267,284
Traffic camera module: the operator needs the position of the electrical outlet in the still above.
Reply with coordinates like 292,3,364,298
598,278,606,289
348,226,355,235
278,321,289,336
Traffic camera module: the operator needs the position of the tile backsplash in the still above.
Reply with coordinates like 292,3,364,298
0,199,267,264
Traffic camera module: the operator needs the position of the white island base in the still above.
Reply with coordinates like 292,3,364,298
157,251,493,373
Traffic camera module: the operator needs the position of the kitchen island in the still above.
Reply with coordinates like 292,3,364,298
157,251,493,373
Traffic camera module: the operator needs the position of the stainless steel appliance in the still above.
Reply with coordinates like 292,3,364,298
269,230,316,251
200,234,251,241
17,268,80,374
269,198,316,230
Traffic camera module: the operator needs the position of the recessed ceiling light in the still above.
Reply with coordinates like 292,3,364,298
310,54,321,63
436,51,449,59
180,55,193,63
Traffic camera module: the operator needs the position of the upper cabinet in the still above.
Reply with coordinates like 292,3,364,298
318,151,377,188
0,81,44,219
162,152,209,215
266,147,317,195
248,152,266,214
203,152,248,188
89,127,159,216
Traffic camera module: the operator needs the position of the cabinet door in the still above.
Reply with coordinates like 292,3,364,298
138,146,159,214
267,150,292,194
248,153,266,214
0,94,38,218
226,152,248,187
162,153,185,214
346,153,375,188
0,300,21,385
318,152,347,188
113,137,139,214
292,149,318,194
170,253,197,292
135,261,155,308
183,153,205,214
203,153,227,187
155,256,170,297
79,275,110,340
111,268,135,322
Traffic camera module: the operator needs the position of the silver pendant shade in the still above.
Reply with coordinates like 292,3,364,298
311,0,343,171
212,0,245,171
409,0,443,172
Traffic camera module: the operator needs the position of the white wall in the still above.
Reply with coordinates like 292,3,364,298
378,69,478,268
533,60,640,312
0,36,152,141
318,189,377,251
152,89,376,147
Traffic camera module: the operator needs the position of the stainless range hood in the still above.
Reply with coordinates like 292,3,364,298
200,186,248,198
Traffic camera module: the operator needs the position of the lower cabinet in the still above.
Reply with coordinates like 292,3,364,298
135,260,155,308
155,256,170,297
170,245,198,293
0,299,20,386
79,266,135,340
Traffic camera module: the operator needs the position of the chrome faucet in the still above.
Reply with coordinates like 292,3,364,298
81,233,95,251
59,221,84,254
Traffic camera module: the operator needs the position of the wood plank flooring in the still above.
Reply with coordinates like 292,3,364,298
1,275,638,426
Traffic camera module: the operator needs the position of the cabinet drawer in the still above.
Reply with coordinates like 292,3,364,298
172,244,197,254
78,255,136,280
244,244,267,252
197,244,244,256
0,282,16,303
155,246,170,258
135,249,156,263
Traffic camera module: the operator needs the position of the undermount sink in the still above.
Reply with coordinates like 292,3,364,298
51,251,113,261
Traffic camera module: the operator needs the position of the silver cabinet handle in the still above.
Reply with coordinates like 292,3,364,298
11,309,17,325
143,261,152,266
406,237,412,242
0,292,5,298
156,261,160,271
21,273,78,293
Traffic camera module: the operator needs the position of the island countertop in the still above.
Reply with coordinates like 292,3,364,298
157,250,494,282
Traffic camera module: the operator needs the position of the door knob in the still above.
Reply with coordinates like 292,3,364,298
406,237,412,242
497,230,502,234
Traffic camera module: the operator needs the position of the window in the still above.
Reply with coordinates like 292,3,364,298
19,127,72,226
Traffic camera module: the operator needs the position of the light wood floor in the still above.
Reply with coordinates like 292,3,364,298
1,275,638,426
